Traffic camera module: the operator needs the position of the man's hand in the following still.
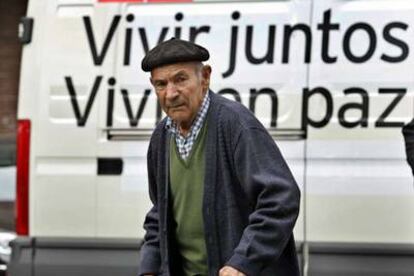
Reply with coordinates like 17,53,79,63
219,266,246,276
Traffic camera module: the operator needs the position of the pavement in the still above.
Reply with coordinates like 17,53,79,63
0,230,15,276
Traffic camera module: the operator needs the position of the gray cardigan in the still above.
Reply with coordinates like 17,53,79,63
139,91,301,276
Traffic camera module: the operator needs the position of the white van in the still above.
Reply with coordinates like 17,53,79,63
9,0,414,275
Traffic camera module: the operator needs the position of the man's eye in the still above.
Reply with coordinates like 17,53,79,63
155,82,166,89
176,76,187,83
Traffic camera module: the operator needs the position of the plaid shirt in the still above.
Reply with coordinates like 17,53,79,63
165,92,210,160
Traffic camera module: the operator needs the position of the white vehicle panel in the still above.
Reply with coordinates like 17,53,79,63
308,0,414,243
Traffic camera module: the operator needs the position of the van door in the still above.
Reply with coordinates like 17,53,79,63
24,1,120,236
96,0,310,249
307,0,414,274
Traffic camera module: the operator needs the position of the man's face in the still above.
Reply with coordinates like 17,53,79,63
150,62,211,131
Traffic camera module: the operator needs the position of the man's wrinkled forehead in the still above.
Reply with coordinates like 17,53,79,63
150,61,202,79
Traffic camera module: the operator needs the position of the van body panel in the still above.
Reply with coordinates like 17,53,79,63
11,0,414,275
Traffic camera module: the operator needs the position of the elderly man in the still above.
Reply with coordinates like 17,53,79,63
138,38,301,276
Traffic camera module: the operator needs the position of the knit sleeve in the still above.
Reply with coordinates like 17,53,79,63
226,127,301,275
138,142,161,275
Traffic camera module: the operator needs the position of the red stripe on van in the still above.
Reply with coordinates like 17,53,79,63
16,119,31,235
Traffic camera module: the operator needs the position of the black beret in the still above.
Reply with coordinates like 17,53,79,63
141,38,209,72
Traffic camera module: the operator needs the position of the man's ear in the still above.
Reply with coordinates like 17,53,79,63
201,65,212,90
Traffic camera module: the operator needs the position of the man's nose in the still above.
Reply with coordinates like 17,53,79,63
165,83,179,100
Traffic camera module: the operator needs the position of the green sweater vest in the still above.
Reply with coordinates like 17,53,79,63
169,122,208,276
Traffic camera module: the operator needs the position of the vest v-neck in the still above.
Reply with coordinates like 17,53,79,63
172,120,208,168
169,117,209,276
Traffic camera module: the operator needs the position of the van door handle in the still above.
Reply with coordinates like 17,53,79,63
19,17,34,44
97,158,123,175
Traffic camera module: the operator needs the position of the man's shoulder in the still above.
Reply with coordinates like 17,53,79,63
149,117,168,145
211,92,265,130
